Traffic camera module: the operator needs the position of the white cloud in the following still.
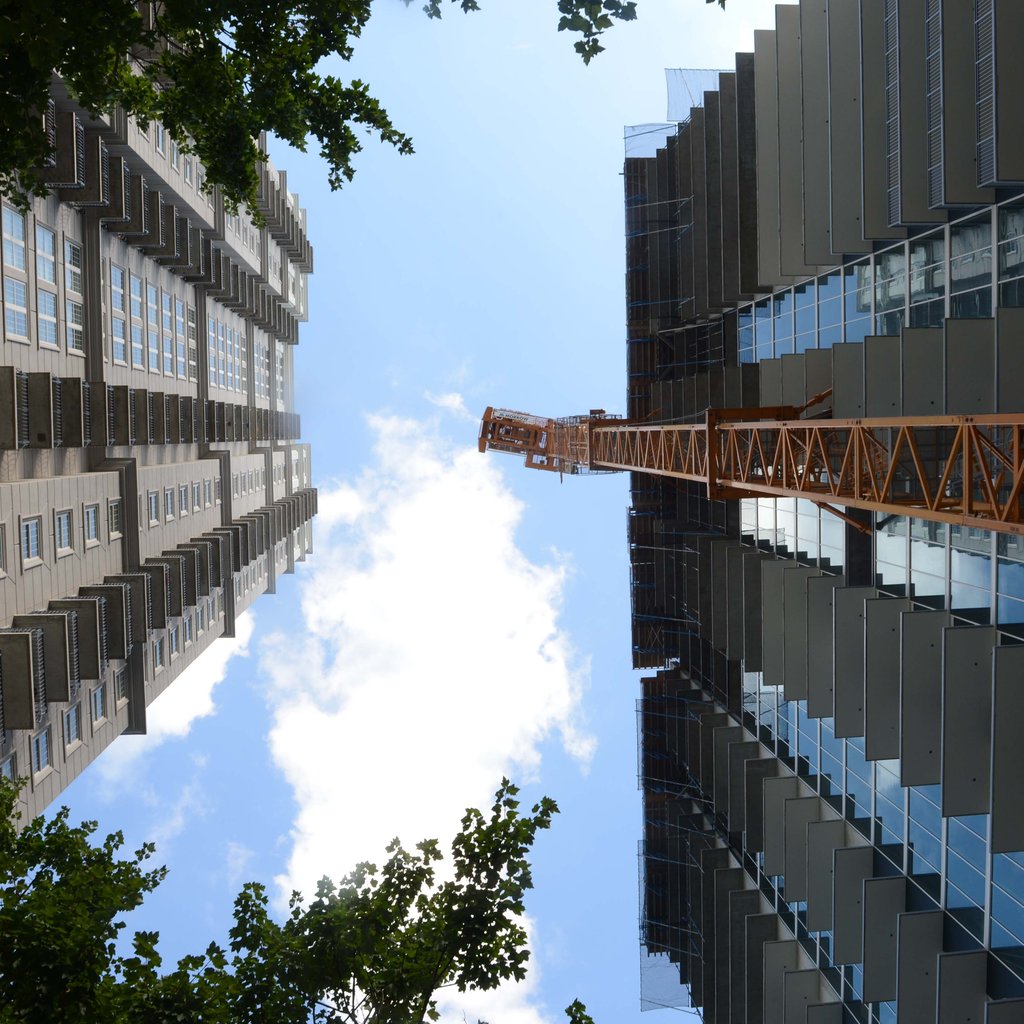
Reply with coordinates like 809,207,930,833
225,840,255,887
258,410,592,1021
94,612,255,786
424,390,476,420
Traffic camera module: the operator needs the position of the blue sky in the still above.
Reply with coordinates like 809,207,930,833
59,2,777,1021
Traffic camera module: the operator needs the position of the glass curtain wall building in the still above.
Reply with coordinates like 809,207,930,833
627,1,1024,1020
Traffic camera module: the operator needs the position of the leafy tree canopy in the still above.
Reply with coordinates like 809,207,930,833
0,776,594,1024
0,0,728,215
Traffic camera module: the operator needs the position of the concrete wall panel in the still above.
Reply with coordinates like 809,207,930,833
834,586,877,737
832,846,873,964
896,911,943,1024
900,609,951,787
807,575,845,718
864,597,912,761
941,625,996,817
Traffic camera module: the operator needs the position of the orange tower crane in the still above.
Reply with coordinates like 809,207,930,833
478,399,1024,537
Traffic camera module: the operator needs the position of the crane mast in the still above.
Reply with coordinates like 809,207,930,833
479,404,1024,538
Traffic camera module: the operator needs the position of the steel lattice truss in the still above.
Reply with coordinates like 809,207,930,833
480,406,1024,537
590,413,1024,536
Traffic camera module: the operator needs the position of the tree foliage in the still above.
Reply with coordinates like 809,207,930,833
0,776,591,1024
0,0,722,214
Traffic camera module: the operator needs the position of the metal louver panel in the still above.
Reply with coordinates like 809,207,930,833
148,555,185,616
51,377,64,447
202,532,227,588
924,0,943,207
0,628,46,729
884,0,901,226
179,542,212,598
139,562,168,630
975,0,996,184
49,597,104,679
105,574,150,643
15,372,29,449
82,382,93,446
43,99,56,166
106,385,117,445
12,611,80,702
167,548,199,608
79,584,131,660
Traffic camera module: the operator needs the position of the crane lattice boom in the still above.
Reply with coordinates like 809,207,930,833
479,405,1024,537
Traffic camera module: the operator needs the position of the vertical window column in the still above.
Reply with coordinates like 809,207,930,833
64,239,84,353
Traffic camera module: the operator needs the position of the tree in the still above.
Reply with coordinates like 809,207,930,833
0,776,593,1024
0,0,729,215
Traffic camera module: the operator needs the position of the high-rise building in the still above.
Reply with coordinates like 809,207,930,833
624,2,1024,1020
0,91,317,822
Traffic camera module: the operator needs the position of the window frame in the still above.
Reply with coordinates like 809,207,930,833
31,728,51,776
91,683,107,726
108,499,123,539
2,206,26,270
20,515,42,568
147,491,159,526
64,703,82,749
54,508,73,557
83,503,99,546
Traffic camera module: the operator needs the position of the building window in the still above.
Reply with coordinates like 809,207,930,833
187,306,198,381
146,283,159,372
164,488,175,520
112,318,127,363
154,123,166,155
0,753,15,780
129,273,142,318
54,509,73,556
147,491,159,525
179,485,189,516
153,636,165,670
21,516,41,565
35,225,55,283
0,523,7,576
2,207,26,270
169,625,180,657
175,298,186,378
196,604,205,632
184,614,193,644
204,480,212,506
108,499,123,538
66,299,85,353
84,503,99,544
115,667,129,704
64,239,83,293
170,139,179,172
161,292,173,374
4,278,28,339
110,264,125,313
131,323,144,368
215,478,222,503
192,481,201,511
232,473,239,498
64,704,82,747
184,155,193,185
37,289,57,346
91,683,106,725
32,729,51,774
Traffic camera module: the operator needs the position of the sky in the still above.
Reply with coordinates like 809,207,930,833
58,1,779,1021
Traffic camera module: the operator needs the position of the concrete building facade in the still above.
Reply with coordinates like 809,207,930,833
627,1,1024,1020
0,92,317,820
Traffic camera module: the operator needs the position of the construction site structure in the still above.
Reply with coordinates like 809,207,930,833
479,403,1024,538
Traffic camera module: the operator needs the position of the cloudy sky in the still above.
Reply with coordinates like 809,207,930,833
60,1,779,1021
